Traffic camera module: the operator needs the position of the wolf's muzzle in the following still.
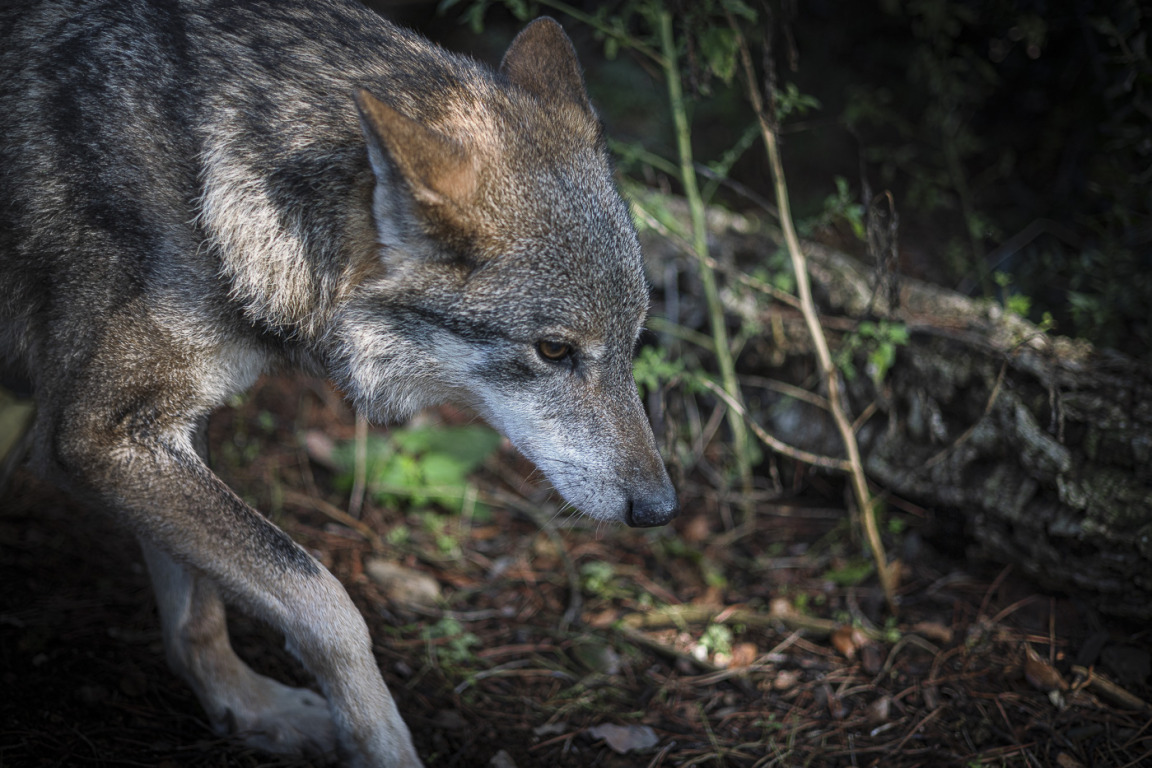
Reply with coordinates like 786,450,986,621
625,487,680,528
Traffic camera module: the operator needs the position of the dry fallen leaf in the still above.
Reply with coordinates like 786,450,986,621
1023,643,1068,693
730,642,759,668
910,620,954,644
488,750,517,768
1055,752,1087,768
773,669,802,691
831,625,870,660
587,723,659,754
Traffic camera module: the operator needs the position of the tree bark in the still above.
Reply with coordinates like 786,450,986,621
642,212,1152,620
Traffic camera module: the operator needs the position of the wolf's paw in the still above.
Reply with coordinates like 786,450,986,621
213,673,337,760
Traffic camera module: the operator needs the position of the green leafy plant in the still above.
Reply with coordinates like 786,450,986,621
699,623,733,656
774,82,821,121
633,345,686,399
749,247,797,295
834,320,909,386
823,558,875,587
417,510,463,557
333,424,501,515
580,560,617,598
804,176,866,241
423,617,481,668
994,271,1031,318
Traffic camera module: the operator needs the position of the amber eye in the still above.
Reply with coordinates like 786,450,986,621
536,340,572,362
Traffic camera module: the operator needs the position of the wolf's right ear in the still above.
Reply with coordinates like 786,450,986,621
354,89,478,211
500,17,593,118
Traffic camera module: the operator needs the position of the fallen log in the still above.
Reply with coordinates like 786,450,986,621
642,208,1152,620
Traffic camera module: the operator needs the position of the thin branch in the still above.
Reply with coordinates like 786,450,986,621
698,377,851,472
727,12,897,611
657,9,755,512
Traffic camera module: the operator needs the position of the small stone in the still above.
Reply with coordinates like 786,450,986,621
587,723,659,754
773,669,801,690
489,749,517,768
365,558,441,607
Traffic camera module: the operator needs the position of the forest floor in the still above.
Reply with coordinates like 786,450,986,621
2,374,1149,768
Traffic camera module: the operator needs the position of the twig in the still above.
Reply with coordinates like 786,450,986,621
727,13,896,612
657,9,755,515
619,603,879,640
283,488,384,551
697,378,852,472
977,564,1014,620
617,626,720,673
740,373,831,413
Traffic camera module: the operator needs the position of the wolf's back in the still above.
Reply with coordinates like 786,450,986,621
0,0,498,366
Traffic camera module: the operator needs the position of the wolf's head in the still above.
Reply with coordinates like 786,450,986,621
332,18,677,527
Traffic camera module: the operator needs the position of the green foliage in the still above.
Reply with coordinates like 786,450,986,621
418,510,463,557
699,623,733,656
701,121,760,204
333,425,501,514
698,26,739,84
834,321,910,386
1015,247,1151,358
823,558,875,587
804,176,866,241
881,616,901,644
749,246,797,295
437,0,493,32
423,617,481,667
993,271,1031,318
633,345,686,398
580,560,617,597
773,82,822,121
386,524,411,547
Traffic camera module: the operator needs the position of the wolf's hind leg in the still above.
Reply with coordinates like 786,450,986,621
141,543,338,759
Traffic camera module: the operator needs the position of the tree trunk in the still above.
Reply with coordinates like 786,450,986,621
643,211,1152,620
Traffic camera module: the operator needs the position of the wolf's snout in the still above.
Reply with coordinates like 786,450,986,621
625,485,680,528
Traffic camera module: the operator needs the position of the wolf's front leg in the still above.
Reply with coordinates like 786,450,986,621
52,405,423,767
141,543,337,758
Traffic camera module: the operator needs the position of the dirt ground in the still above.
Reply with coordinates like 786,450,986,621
2,375,1149,768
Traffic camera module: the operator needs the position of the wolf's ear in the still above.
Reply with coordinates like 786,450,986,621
500,17,593,117
354,89,478,210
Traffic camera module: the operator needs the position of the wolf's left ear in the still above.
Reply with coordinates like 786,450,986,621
354,89,478,210
500,17,593,118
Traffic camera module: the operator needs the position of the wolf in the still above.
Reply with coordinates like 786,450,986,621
0,0,679,765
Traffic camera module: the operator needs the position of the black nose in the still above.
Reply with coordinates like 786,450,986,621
625,488,680,528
